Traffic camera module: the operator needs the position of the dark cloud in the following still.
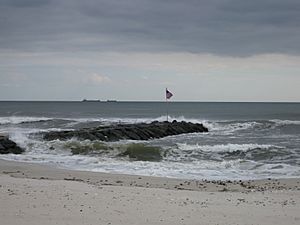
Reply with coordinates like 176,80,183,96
0,0,300,55
0,0,52,8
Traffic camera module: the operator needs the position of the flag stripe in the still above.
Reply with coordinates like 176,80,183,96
166,89,173,99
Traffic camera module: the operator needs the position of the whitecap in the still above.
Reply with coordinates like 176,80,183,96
176,143,284,153
0,116,52,125
270,119,300,126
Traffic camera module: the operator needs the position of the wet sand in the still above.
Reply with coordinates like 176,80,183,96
1,159,299,225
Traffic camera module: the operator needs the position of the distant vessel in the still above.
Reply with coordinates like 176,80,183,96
106,100,117,102
82,99,101,102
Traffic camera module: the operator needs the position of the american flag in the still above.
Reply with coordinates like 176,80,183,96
166,88,173,99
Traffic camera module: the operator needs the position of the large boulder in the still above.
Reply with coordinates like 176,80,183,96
44,120,208,141
0,135,24,154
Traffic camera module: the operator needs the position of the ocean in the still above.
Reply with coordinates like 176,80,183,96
0,101,299,180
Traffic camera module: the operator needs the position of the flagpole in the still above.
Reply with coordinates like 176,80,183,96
166,88,169,122
166,88,173,122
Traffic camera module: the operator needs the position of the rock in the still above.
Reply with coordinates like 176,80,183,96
43,120,208,141
0,135,24,154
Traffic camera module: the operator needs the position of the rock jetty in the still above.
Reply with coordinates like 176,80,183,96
0,135,24,154
44,120,208,141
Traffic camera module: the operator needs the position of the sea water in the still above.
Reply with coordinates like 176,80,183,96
0,101,299,180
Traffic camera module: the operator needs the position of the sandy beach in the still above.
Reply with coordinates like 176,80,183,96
1,0,300,223
0,159,299,225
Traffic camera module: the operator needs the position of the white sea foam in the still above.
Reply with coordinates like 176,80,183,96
2,152,299,180
270,119,300,126
0,115,203,126
0,129,298,180
0,115,270,134
1,114,299,180
0,116,52,125
66,115,206,125
208,121,263,134
176,143,283,153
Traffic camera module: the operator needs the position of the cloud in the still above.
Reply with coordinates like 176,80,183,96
0,0,300,55
2,51,298,74
1,1,300,101
0,0,52,8
0,51,299,101
86,73,111,84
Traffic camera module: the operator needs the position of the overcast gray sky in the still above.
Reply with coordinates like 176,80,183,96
0,0,299,101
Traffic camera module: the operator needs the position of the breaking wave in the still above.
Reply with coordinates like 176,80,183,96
0,116,52,125
176,143,283,153
1,115,299,131
270,119,300,125
1,114,300,180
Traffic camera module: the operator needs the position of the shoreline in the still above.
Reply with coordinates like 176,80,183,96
1,159,299,192
1,159,299,225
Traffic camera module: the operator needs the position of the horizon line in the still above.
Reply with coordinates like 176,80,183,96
0,100,299,103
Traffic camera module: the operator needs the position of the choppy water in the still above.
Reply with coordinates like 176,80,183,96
0,101,299,180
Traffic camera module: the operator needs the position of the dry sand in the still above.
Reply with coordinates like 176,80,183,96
0,159,299,225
